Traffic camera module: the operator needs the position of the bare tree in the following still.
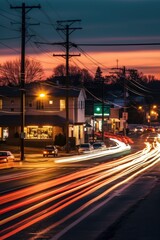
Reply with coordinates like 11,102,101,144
53,64,66,77
50,64,93,86
0,58,44,86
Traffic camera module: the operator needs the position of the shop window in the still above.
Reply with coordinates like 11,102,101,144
3,128,8,139
26,126,53,139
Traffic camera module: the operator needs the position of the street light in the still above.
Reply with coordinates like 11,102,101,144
39,93,45,98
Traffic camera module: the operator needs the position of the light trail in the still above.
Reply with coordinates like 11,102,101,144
0,168,57,183
1,140,160,240
55,139,131,163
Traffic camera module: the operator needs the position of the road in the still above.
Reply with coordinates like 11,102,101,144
0,135,159,240
1,136,160,240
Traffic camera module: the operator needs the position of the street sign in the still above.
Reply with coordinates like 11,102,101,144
94,103,110,116
122,112,128,120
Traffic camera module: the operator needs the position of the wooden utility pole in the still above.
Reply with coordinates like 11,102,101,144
11,3,41,161
53,20,82,152
101,79,105,141
111,66,129,136
123,66,127,136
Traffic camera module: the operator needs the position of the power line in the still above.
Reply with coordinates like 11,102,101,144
76,42,160,47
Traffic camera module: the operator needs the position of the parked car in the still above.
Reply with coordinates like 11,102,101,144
92,142,107,150
147,126,155,132
135,126,144,133
155,126,160,132
0,151,15,163
145,133,160,144
43,145,58,157
77,143,94,154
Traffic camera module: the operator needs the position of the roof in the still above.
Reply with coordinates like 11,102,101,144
0,81,86,99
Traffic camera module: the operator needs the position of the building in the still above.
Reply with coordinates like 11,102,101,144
0,81,86,147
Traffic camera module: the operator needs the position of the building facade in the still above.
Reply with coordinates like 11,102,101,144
0,81,86,147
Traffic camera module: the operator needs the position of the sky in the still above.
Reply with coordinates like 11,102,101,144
1,0,160,79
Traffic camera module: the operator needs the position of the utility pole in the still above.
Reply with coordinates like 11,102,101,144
11,3,41,161
111,66,129,136
101,79,105,141
123,66,127,136
53,20,82,152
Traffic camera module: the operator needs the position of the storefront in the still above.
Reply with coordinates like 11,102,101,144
0,127,9,141
25,126,53,139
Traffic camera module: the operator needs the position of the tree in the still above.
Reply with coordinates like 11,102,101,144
0,58,44,86
53,64,66,76
49,64,93,86
94,66,103,81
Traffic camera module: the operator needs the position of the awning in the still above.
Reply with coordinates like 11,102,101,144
0,115,67,127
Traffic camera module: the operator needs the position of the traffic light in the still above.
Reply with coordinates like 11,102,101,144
94,103,110,116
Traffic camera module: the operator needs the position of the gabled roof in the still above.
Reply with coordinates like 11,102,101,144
0,86,20,97
0,81,86,99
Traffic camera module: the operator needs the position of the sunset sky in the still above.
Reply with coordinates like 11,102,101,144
1,0,160,79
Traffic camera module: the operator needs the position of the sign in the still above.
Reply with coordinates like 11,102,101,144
94,103,110,116
122,112,128,120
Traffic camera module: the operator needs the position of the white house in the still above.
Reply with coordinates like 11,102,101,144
0,81,86,147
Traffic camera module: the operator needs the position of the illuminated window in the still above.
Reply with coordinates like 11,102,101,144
60,99,65,111
0,99,2,109
25,126,53,139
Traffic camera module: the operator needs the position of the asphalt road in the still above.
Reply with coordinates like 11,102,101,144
2,133,159,240
97,164,160,240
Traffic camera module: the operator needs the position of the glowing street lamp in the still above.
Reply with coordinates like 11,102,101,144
39,93,45,98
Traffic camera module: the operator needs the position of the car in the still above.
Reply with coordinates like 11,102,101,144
145,133,160,144
77,143,94,154
135,126,144,133
43,145,58,157
155,126,160,132
147,126,155,132
0,151,15,163
92,142,107,150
